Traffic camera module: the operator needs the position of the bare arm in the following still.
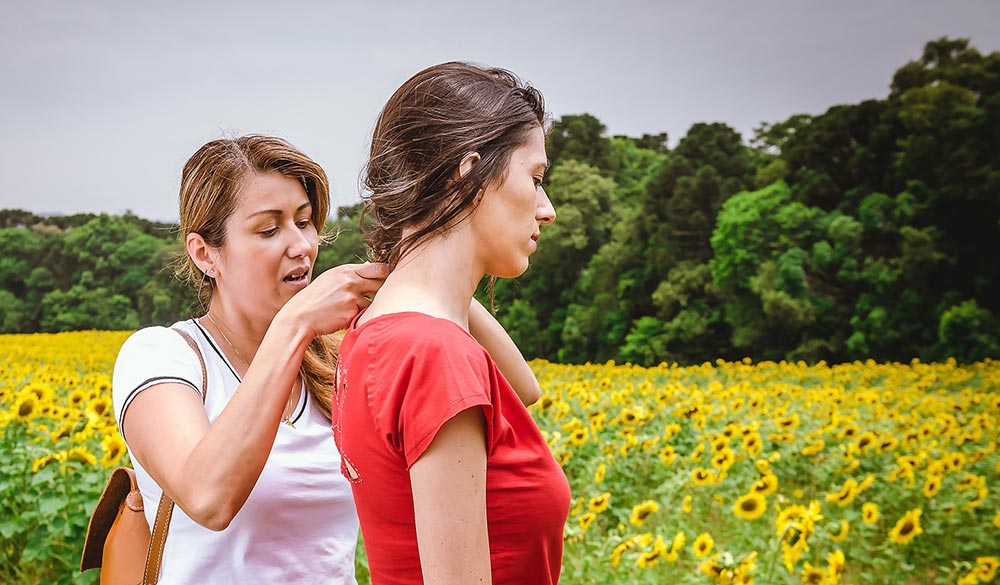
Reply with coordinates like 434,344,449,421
468,299,541,406
410,407,492,584
122,262,386,530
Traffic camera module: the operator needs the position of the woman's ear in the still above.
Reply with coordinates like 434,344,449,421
186,232,216,276
458,152,481,180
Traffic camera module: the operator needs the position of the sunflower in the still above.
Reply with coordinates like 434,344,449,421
690,443,705,461
49,424,73,442
876,436,898,454
620,408,640,424
589,412,606,431
87,396,113,419
659,444,677,465
637,534,668,568
630,500,660,526
922,474,941,498
862,502,879,524
693,532,714,557
23,382,54,403
752,473,779,496
800,439,825,457
801,562,826,584
826,478,858,507
611,534,649,568
589,492,611,513
31,452,64,473
682,495,693,514
93,375,112,393
593,463,606,483
976,556,999,581
699,556,725,579
888,509,923,545
853,431,877,453
711,448,735,471
64,446,97,466
827,549,845,580
742,432,763,457
691,467,715,486
569,428,588,446
957,474,979,491
67,389,85,408
14,394,38,420
776,413,800,430
578,512,596,531
100,434,127,468
669,530,686,554
829,518,849,542
993,511,1000,529
733,493,767,521
838,424,860,440
768,432,795,443
663,423,681,440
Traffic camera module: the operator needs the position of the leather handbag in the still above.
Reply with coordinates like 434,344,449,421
80,328,207,584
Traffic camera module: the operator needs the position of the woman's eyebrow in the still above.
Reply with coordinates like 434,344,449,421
246,202,312,219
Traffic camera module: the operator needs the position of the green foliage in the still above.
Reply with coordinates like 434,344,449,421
937,300,1000,362
0,424,103,584
1,37,997,365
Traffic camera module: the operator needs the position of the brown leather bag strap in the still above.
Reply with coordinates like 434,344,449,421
142,326,208,584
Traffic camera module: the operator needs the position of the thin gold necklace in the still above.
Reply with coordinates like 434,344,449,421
203,312,297,428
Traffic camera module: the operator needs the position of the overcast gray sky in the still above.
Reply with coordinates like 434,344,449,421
2,0,998,221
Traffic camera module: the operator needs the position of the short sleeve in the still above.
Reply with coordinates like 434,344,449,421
367,318,496,468
112,326,204,437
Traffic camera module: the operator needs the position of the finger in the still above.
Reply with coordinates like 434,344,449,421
355,279,383,296
352,262,389,281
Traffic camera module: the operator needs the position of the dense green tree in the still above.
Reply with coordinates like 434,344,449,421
1,38,996,363
546,114,613,174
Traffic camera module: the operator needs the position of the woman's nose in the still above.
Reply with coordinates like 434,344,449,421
537,187,556,225
287,225,312,258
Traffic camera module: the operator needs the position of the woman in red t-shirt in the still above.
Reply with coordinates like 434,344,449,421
332,61,570,584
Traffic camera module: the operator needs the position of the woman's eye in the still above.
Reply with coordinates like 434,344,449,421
534,177,543,188
296,219,311,229
260,227,278,237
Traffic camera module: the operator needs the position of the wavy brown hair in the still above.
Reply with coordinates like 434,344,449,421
173,134,337,419
361,61,547,268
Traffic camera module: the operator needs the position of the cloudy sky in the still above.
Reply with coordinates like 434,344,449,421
2,0,998,221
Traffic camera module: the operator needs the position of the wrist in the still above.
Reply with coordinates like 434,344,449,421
270,310,316,350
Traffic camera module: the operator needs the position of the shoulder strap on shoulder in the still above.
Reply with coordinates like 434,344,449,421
172,326,208,403
141,326,209,583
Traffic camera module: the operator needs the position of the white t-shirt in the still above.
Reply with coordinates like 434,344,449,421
112,319,358,584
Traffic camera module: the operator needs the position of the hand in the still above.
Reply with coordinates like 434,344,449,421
277,262,388,338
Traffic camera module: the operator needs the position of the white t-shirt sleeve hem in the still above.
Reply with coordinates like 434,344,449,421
112,326,204,437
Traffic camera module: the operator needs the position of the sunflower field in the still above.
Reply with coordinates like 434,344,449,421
1,331,998,584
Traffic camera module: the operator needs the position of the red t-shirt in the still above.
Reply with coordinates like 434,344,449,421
333,312,570,585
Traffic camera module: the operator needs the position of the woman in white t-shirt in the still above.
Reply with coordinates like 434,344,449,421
112,134,544,583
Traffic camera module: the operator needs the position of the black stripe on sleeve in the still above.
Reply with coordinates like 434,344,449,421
118,376,201,441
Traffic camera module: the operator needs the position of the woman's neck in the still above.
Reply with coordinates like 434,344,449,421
204,297,271,356
364,232,483,328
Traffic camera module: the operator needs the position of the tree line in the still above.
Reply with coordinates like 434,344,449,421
1,38,997,364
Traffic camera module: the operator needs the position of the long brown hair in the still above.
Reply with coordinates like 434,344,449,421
362,61,547,268
174,134,337,419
